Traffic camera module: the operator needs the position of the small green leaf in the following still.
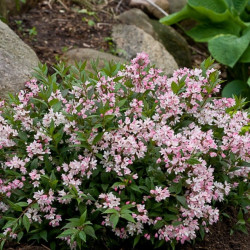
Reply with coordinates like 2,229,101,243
7,200,22,212
200,225,205,239
80,210,87,224
92,132,104,145
57,229,78,238
186,158,201,165
83,225,97,239
133,235,140,248
103,208,119,215
110,214,119,228
79,231,86,242
171,81,179,94
176,195,188,208
40,230,48,242
120,213,135,223
23,215,30,232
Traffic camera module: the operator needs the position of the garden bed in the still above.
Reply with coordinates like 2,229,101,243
2,0,249,249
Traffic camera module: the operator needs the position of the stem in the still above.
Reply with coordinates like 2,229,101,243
145,0,169,16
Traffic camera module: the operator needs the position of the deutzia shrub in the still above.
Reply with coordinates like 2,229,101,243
0,54,249,249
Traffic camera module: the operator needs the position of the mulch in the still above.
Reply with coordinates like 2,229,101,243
5,0,249,249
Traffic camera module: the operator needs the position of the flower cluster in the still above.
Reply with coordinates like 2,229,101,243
0,53,249,249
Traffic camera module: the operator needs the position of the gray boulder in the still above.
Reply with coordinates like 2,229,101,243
112,24,178,75
0,20,39,99
117,8,191,68
168,0,187,13
63,48,127,71
129,0,169,19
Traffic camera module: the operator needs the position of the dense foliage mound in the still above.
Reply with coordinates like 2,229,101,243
0,54,249,249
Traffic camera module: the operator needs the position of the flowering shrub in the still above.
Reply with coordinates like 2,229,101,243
0,54,249,249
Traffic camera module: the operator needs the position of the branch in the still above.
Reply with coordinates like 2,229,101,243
145,0,169,16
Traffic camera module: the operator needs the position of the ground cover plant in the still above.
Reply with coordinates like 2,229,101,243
0,54,249,249
160,0,250,100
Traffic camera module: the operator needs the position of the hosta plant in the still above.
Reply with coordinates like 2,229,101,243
0,54,249,249
160,0,250,100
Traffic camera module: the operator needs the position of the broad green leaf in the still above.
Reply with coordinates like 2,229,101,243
186,21,241,42
188,0,228,13
231,0,248,14
160,5,194,25
222,80,249,97
23,215,30,232
239,46,250,63
208,34,249,67
188,0,231,22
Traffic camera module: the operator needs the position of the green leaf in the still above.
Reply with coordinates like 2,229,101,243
120,213,135,223
103,208,119,215
160,5,193,25
133,235,140,248
130,184,142,193
16,202,28,207
176,195,188,208
153,220,165,230
208,34,249,67
222,80,249,97
80,210,87,224
83,225,97,239
188,0,231,22
23,215,30,232
92,132,104,145
117,99,127,107
171,82,179,94
18,131,28,141
57,229,78,238
79,231,86,242
239,46,250,63
40,230,48,242
186,21,241,42
188,0,228,13
164,214,178,221
200,226,205,239
7,200,22,212
231,0,248,14
52,101,62,112
186,158,201,165
0,240,6,250
110,214,119,228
